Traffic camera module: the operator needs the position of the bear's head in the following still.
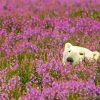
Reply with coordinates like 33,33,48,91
62,43,100,65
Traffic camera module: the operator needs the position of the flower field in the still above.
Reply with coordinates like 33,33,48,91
0,0,100,100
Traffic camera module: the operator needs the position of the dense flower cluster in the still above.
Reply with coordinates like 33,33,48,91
0,0,100,100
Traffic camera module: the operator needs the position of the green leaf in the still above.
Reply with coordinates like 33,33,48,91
93,10,99,18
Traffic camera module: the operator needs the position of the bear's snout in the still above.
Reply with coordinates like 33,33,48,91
67,57,74,63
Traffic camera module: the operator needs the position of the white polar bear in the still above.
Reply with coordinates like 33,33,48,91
62,43,100,65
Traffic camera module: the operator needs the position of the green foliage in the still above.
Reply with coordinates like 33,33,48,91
18,53,25,65
7,25,12,32
95,66,100,85
12,89,19,100
0,17,3,28
87,10,99,18
67,93,79,100
70,9,99,18
70,10,83,17
37,42,44,48
41,52,48,62
45,22,54,31
37,36,51,49
77,71,85,79
18,52,35,65
64,36,80,46
0,57,8,69
33,66,42,89
43,36,51,44
6,70,18,81
50,69,61,79
93,10,99,18
16,26,21,34
77,71,89,80
49,10,57,18
39,11,45,20
18,62,30,93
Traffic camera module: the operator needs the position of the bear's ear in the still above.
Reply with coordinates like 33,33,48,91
92,51,100,60
65,43,72,49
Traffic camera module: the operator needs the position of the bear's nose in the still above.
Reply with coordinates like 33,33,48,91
67,57,73,63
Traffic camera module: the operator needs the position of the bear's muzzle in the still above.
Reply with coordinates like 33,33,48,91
67,57,74,63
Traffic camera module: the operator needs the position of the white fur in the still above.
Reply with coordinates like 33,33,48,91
62,43,100,65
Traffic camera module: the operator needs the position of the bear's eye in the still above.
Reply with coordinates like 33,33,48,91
68,50,71,52
80,53,83,55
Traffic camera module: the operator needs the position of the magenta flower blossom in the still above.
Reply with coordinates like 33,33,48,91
8,76,20,90
0,0,100,99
